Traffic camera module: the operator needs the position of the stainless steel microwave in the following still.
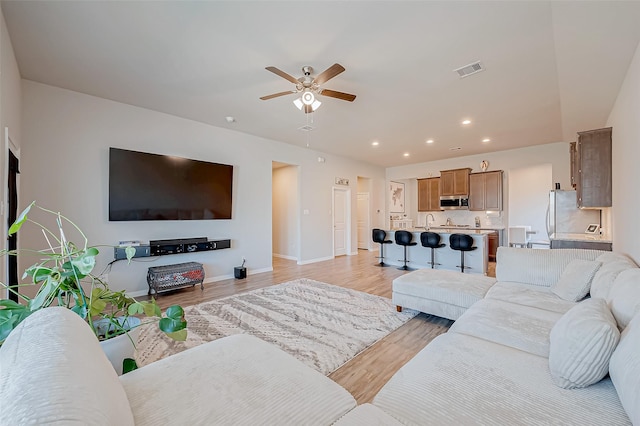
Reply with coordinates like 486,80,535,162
439,195,469,210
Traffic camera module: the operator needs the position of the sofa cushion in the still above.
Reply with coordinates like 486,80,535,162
448,298,562,357
607,268,640,330
496,247,603,288
486,281,576,314
549,298,620,389
392,269,496,320
120,334,356,425
0,307,135,425
610,313,640,425
591,254,637,299
373,332,630,425
551,259,602,301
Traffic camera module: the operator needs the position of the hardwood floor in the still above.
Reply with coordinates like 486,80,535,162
152,250,495,403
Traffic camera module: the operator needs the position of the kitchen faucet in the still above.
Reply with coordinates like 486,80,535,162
425,213,435,229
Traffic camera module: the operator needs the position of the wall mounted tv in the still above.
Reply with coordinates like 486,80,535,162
109,148,233,221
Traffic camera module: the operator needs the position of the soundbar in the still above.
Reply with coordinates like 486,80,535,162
114,237,231,260
150,237,231,256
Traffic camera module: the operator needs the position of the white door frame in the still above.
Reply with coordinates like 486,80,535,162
332,187,351,257
357,192,371,250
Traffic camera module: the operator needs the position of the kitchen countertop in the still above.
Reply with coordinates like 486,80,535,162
550,233,612,243
429,225,504,231
389,228,494,235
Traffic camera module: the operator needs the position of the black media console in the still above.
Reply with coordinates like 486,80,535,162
114,237,231,260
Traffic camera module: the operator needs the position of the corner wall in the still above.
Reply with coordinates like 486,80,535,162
607,40,640,263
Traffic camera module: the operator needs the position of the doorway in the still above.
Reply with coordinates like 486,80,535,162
332,187,350,257
272,162,300,262
357,193,370,250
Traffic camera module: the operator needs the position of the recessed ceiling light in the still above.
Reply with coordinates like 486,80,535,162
403,153,410,157
225,116,236,123
462,119,471,125
426,139,434,144
372,141,379,146
482,138,491,143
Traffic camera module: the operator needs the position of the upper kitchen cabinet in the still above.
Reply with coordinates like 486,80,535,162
418,177,441,211
469,171,503,211
440,168,471,196
574,127,612,208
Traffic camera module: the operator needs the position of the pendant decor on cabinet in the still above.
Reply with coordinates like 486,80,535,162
480,160,489,172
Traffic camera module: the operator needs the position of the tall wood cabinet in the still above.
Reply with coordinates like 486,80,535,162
418,177,441,211
440,168,471,196
469,171,503,211
574,127,612,208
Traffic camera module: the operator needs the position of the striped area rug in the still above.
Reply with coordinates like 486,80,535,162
135,278,418,375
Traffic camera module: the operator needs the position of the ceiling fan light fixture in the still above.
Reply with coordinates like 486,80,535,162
302,91,315,106
293,97,303,110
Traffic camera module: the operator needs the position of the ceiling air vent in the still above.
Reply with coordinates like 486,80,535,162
298,125,314,132
454,61,484,78
449,147,462,151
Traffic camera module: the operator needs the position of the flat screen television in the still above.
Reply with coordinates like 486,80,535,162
109,148,233,221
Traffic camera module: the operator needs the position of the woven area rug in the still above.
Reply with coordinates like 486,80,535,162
135,278,418,375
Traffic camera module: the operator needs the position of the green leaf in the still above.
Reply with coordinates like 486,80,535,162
158,316,187,334
85,247,99,256
8,201,34,236
0,310,19,343
0,299,24,310
122,358,138,374
71,304,88,319
165,305,184,320
27,276,59,311
125,246,136,264
142,302,159,318
127,302,145,316
69,252,96,275
90,298,107,317
165,329,188,342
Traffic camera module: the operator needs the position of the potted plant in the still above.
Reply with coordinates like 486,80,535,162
0,201,187,373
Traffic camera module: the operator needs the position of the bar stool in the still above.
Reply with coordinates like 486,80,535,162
420,232,445,269
395,230,417,271
449,233,477,273
372,229,393,267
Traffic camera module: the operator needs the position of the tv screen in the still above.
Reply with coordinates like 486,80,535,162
109,148,233,221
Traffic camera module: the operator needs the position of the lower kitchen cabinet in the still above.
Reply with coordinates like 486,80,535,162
550,239,612,251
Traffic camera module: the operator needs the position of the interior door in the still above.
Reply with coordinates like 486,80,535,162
333,188,348,256
357,192,370,249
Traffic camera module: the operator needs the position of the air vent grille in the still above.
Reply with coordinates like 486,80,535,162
298,125,314,132
449,147,462,151
454,61,485,78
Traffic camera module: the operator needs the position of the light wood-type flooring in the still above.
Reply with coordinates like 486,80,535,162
151,250,496,403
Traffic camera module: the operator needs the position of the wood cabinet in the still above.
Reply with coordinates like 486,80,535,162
469,171,503,211
417,178,441,211
574,127,612,208
440,168,471,196
488,231,499,262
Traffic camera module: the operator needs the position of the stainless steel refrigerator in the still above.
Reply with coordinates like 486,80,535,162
546,190,600,237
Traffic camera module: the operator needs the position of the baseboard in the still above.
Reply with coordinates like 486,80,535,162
349,251,358,256
297,255,334,265
273,253,297,261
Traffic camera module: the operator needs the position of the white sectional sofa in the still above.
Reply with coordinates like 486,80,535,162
2,247,639,425
371,247,640,425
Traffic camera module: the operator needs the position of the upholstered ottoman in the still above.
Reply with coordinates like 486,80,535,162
393,269,497,320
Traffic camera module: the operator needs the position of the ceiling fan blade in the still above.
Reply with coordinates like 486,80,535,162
265,66,299,84
314,63,345,85
260,90,296,100
319,88,356,102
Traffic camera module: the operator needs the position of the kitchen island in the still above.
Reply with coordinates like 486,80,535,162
384,228,491,274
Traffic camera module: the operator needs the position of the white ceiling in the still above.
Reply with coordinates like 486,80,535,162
3,1,640,168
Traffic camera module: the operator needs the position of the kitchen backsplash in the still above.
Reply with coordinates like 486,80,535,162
415,210,504,228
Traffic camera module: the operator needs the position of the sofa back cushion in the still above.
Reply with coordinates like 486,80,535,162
0,307,135,425
607,268,640,330
591,253,637,299
609,312,640,425
496,247,603,288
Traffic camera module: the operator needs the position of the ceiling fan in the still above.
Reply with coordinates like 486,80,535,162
260,63,356,113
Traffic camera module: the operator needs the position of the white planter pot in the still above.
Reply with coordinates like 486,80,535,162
95,316,142,375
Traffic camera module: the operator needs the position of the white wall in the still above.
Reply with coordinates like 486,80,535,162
0,7,22,289
608,40,640,263
387,143,570,229
272,165,298,260
20,81,386,295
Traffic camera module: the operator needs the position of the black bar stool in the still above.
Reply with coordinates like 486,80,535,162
420,232,445,269
449,233,477,273
395,230,417,271
372,229,393,267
